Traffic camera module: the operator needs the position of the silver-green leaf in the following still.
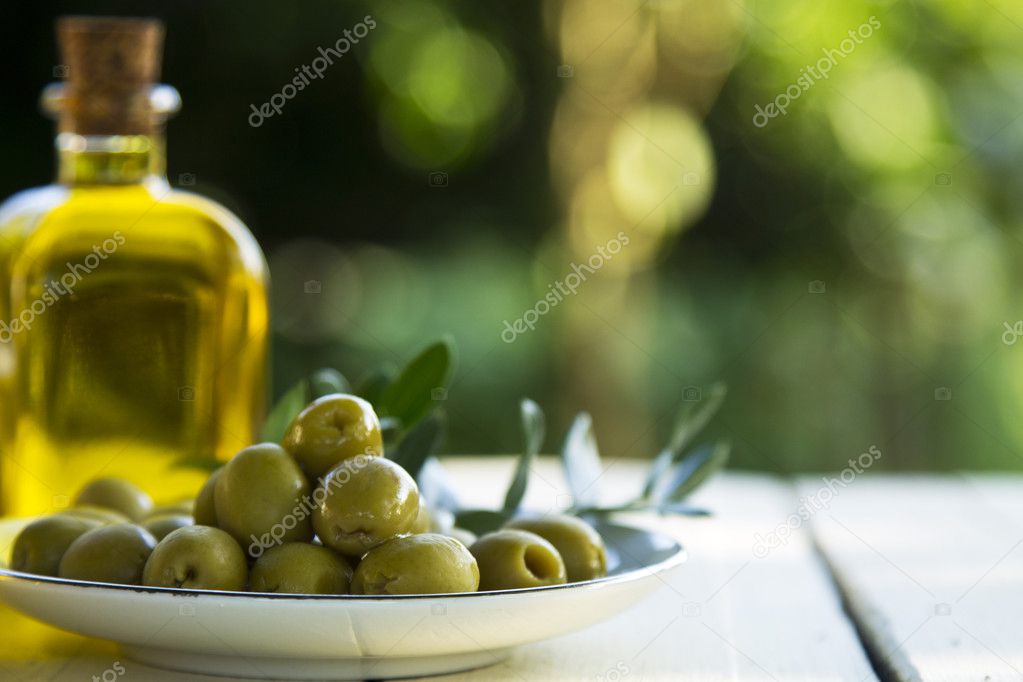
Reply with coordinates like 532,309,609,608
642,383,727,498
561,412,603,508
503,399,545,513
418,457,461,512
652,441,730,504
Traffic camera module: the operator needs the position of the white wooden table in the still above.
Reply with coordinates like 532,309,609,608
1,459,1020,681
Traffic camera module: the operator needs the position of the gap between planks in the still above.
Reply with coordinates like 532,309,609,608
802,473,1023,682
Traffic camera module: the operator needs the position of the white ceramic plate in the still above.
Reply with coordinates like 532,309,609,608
0,520,684,680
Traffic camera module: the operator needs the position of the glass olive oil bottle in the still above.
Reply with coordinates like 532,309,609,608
0,17,268,516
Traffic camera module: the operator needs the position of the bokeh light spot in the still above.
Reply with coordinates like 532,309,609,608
827,64,938,170
368,4,517,170
607,103,715,234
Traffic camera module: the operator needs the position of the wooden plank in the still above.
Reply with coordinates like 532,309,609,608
426,459,876,681
803,474,1023,682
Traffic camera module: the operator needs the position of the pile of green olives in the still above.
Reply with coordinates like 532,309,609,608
7,393,608,596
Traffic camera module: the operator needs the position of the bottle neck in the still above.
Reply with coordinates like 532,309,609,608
43,83,180,187
56,131,166,186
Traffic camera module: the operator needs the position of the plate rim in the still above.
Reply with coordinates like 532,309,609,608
0,520,685,601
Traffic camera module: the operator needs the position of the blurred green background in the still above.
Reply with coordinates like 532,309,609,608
3,0,1022,472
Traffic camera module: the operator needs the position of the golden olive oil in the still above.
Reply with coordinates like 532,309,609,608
0,18,268,516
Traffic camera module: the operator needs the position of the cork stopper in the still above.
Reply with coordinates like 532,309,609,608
55,16,165,135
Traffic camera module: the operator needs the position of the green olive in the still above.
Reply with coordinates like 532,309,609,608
410,497,431,534
470,529,567,591
58,505,131,526
250,543,351,595
74,478,153,521
143,514,193,541
142,526,248,591
10,515,101,576
312,457,419,556
58,524,157,585
505,514,607,582
193,468,221,527
282,394,383,480
215,444,313,556
351,534,479,595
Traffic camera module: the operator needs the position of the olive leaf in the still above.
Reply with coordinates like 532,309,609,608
642,383,727,499
418,456,461,512
561,412,603,509
380,338,454,430
354,368,394,408
657,501,712,516
259,378,309,443
389,411,446,481
454,508,510,536
502,399,545,513
571,501,711,517
651,441,730,504
308,367,349,398
208,335,729,529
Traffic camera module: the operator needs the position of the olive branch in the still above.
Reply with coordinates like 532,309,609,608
188,338,729,536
